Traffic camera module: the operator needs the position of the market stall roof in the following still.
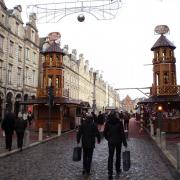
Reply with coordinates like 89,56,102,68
138,95,180,104
20,97,90,108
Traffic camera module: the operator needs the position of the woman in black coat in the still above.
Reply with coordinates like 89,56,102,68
14,116,27,151
77,115,101,176
104,110,127,179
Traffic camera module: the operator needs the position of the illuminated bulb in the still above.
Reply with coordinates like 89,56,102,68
158,105,163,111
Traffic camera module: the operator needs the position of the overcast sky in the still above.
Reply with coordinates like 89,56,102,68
5,0,180,100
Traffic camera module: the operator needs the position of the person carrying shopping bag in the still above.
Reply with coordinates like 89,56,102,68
77,114,101,176
104,110,127,180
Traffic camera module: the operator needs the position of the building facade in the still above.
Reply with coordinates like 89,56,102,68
0,0,39,120
62,45,120,112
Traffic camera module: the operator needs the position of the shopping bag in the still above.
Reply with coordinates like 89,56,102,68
124,130,128,139
123,150,130,171
72,146,82,162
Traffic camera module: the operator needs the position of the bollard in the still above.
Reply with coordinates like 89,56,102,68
150,123,154,136
38,128,43,141
156,128,161,145
25,129,30,146
160,131,166,150
58,124,61,136
177,143,180,170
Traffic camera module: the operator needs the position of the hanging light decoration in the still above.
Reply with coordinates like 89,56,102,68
27,0,124,23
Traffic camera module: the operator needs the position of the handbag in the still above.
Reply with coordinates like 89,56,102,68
72,146,82,162
123,150,131,171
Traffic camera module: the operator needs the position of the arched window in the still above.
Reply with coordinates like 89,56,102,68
56,76,60,89
156,51,159,61
48,75,53,86
156,73,160,86
162,50,166,61
163,72,169,84
49,56,53,66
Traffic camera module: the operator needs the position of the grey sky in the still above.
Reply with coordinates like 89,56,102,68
5,0,180,99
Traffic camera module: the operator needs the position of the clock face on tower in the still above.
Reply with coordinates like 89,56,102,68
154,25,169,35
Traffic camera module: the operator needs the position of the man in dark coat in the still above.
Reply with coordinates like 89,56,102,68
14,114,27,151
77,114,101,176
124,111,130,131
104,110,127,179
1,110,15,151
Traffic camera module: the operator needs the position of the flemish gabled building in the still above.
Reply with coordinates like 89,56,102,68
121,95,134,112
24,13,39,102
0,1,39,120
63,47,79,100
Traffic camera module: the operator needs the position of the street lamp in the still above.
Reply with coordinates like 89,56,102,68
92,72,96,113
47,85,54,136
157,105,163,131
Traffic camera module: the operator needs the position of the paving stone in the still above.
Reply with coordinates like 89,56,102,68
0,130,178,180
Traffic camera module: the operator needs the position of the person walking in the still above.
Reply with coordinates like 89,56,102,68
77,114,101,176
91,111,98,124
97,111,105,138
27,111,33,126
104,110,127,180
1,109,15,151
14,112,27,151
124,111,130,131
22,110,28,127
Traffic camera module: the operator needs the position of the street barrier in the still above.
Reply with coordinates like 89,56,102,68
160,132,166,150
58,124,61,136
38,128,43,141
177,143,180,171
150,123,154,136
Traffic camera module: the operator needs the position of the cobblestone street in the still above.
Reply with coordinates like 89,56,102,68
0,119,179,180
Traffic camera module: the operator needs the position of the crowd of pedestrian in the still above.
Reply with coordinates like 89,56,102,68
76,109,131,180
1,108,33,152
1,107,130,179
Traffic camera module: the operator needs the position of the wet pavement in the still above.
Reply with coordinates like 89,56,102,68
0,118,179,180
0,121,59,155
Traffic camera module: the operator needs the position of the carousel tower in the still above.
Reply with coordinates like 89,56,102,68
151,25,178,96
139,25,180,133
37,32,65,98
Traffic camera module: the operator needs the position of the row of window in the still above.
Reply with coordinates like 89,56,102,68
155,71,176,85
25,47,37,63
155,49,174,61
0,34,37,63
0,60,36,86
0,8,35,41
15,22,35,42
